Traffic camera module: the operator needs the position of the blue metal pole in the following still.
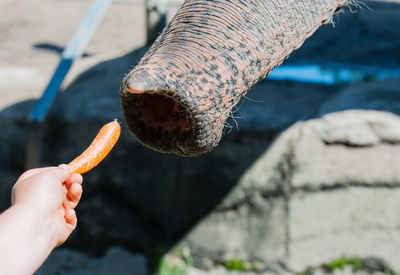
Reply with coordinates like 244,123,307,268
29,0,112,122
26,0,111,169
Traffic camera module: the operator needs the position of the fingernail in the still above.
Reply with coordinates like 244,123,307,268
58,164,70,171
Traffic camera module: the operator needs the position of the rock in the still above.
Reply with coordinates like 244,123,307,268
291,111,400,189
0,118,27,211
220,123,303,208
181,124,302,265
230,80,340,131
37,247,147,275
288,1,400,66
184,110,400,273
289,187,400,271
187,266,258,275
4,107,400,275
36,249,89,275
84,247,147,275
185,198,287,264
48,51,144,122
312,110,400,146
319,78,400,117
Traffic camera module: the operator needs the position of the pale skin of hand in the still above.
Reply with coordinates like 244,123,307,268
0,164,83,275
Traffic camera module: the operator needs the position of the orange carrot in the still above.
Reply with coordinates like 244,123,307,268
68,120,121,174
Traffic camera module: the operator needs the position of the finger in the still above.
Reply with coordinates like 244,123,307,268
65,209,77,228
51,164,71,182
63,183,82,210
25,165,70,187
64,173,83,189
63,199,75,210
63,183,68,195
22,165,71,205
66,183,83,209
17,167,56,182
59,206,65,217
31,165,71,189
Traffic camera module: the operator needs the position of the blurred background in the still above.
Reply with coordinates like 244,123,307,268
1,0,400,274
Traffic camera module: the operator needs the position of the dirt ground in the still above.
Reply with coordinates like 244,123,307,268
0,0,185,112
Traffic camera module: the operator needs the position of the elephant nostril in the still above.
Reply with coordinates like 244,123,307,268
137,93,192,132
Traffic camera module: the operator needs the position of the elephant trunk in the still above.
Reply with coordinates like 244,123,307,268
120,0,350,156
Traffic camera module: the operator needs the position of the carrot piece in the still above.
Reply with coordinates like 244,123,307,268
68,120,121,174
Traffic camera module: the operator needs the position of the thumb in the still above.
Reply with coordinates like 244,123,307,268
35,164,70,184
52,164,71,182
32,164,70,204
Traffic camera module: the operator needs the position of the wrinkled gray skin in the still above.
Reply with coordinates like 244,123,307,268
120,0,351,157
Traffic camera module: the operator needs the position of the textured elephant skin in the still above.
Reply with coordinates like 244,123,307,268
120,0,351,157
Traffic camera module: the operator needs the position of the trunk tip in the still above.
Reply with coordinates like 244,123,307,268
125,72,150,94
123,69,158,95
127,81,146,94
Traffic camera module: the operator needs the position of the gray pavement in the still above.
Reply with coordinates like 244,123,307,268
0,0,148,112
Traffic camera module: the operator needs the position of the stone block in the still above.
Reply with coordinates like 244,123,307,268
221,123,302,209
291,111,400,189
185,198,287,263
288,187,400,271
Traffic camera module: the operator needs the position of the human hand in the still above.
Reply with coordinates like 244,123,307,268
11,164,83,246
